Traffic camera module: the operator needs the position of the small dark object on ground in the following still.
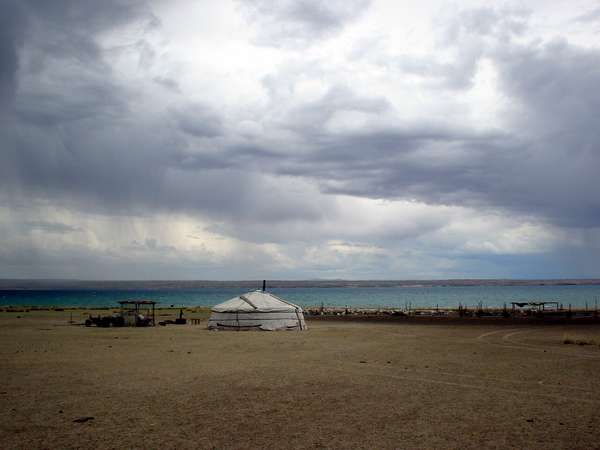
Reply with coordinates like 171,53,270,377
159,320,177,326
175,308,186,324
158,314,187,326
73,416,94,423
85,315,124,328
359,360,367,363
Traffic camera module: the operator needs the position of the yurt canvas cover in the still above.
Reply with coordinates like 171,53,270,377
208,291,307,331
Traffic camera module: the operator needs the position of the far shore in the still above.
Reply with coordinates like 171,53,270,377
2,278,600,290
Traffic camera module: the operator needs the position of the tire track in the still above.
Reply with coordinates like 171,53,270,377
327,362,597,405
476,328,600,360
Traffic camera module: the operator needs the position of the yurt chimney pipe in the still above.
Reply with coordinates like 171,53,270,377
262,280,266,291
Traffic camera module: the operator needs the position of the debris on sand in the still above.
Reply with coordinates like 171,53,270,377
562,335,597,346
73,416,94,423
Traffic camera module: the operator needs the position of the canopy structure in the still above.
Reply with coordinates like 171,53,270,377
208,290,307,331
118,300,156,326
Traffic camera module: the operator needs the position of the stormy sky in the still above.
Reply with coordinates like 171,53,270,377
1,0,600,280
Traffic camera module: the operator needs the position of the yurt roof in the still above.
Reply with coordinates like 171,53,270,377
211,290,302,313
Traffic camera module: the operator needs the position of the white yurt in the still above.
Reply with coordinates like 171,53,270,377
207,290,307,331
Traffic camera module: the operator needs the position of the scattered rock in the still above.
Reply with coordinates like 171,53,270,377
526,418,534,423
73,416,94,423
187,351,192,354
59,410,63,414
359,360,367,364
387,361,391,364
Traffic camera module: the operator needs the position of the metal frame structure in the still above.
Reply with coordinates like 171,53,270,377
511,301,559,315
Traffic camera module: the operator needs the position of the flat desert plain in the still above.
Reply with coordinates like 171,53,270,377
1,311,600,449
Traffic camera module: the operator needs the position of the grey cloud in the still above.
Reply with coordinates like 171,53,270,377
573,7,600,23
382,7,529,90
24,220,82,234
1,1,600,279
16,78,128,126
239,0,371,47
171,103,223,138
20,0,157,67
241,9,600,228
4,2,599,231
283,84,390,133
443,7,529,41
123,238,176,253
153,76,180,92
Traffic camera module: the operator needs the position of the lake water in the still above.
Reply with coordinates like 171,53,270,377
2,285,600,309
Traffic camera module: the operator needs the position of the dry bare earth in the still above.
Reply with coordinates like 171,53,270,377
1,311,600,449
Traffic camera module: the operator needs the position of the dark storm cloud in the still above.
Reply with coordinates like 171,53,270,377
489,39,600,226
272,124,519,209
18,0,157,69
0,0,153,125
0,0,333,228
0,1,26,108
238,0,371,46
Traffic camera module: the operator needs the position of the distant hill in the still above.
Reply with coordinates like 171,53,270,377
1,279,600,290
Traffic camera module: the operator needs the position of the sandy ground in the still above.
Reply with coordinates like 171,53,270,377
1,310,600,449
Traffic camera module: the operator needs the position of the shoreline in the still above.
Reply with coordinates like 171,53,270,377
2,305,599,326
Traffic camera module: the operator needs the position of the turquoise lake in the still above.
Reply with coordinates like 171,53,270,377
2,285,600,309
